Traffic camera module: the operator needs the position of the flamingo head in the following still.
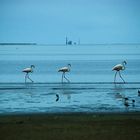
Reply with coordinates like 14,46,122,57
31,65,35,68
68,64,71,67
122,61,127,65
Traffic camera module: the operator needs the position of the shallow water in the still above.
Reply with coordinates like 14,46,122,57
0,44,140,114
0,82,140,114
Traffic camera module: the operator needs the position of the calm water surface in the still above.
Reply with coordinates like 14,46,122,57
0,44,140,114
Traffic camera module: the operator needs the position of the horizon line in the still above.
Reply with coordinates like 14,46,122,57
0,42,140,46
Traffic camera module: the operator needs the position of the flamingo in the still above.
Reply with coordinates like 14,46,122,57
58,64,71,83
22,65,35,83
112,61,127,83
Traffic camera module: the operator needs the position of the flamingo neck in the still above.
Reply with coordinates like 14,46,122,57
122,62,126,70
68,66,71,71
30,69,33,73
30,67,34,72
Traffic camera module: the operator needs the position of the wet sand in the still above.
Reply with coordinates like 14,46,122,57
0,113,140,140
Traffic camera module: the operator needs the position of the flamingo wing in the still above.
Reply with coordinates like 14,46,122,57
22,68,32,72
58,67,69,72
112,64,123,71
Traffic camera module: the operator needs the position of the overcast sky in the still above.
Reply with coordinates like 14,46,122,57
0,0,140,44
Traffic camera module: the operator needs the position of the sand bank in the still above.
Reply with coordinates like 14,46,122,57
0,112,140,140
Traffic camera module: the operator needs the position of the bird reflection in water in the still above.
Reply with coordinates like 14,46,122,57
56,93,59,102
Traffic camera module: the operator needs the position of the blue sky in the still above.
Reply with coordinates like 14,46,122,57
0,0,140,44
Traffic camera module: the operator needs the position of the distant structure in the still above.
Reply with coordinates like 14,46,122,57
67,41,72,45
65,37,80,45
65,37,72,45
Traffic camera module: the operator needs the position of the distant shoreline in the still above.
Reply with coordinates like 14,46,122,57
0,43,37,45
0,43,140,46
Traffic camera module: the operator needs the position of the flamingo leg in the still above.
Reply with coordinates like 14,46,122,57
25,73,28,83
118,71,125,83
114,71,117,83
27,73,34,83
61,73,64,83
64,73,70,83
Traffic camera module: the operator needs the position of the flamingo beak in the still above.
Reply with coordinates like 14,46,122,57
124,61,127,65
68,64,71,67
31,65,35,68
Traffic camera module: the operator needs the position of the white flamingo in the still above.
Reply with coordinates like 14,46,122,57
22,65,35,83
58,64,71,83
112,61,127,83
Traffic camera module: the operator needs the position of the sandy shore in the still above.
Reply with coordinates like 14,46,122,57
0,112,140,140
